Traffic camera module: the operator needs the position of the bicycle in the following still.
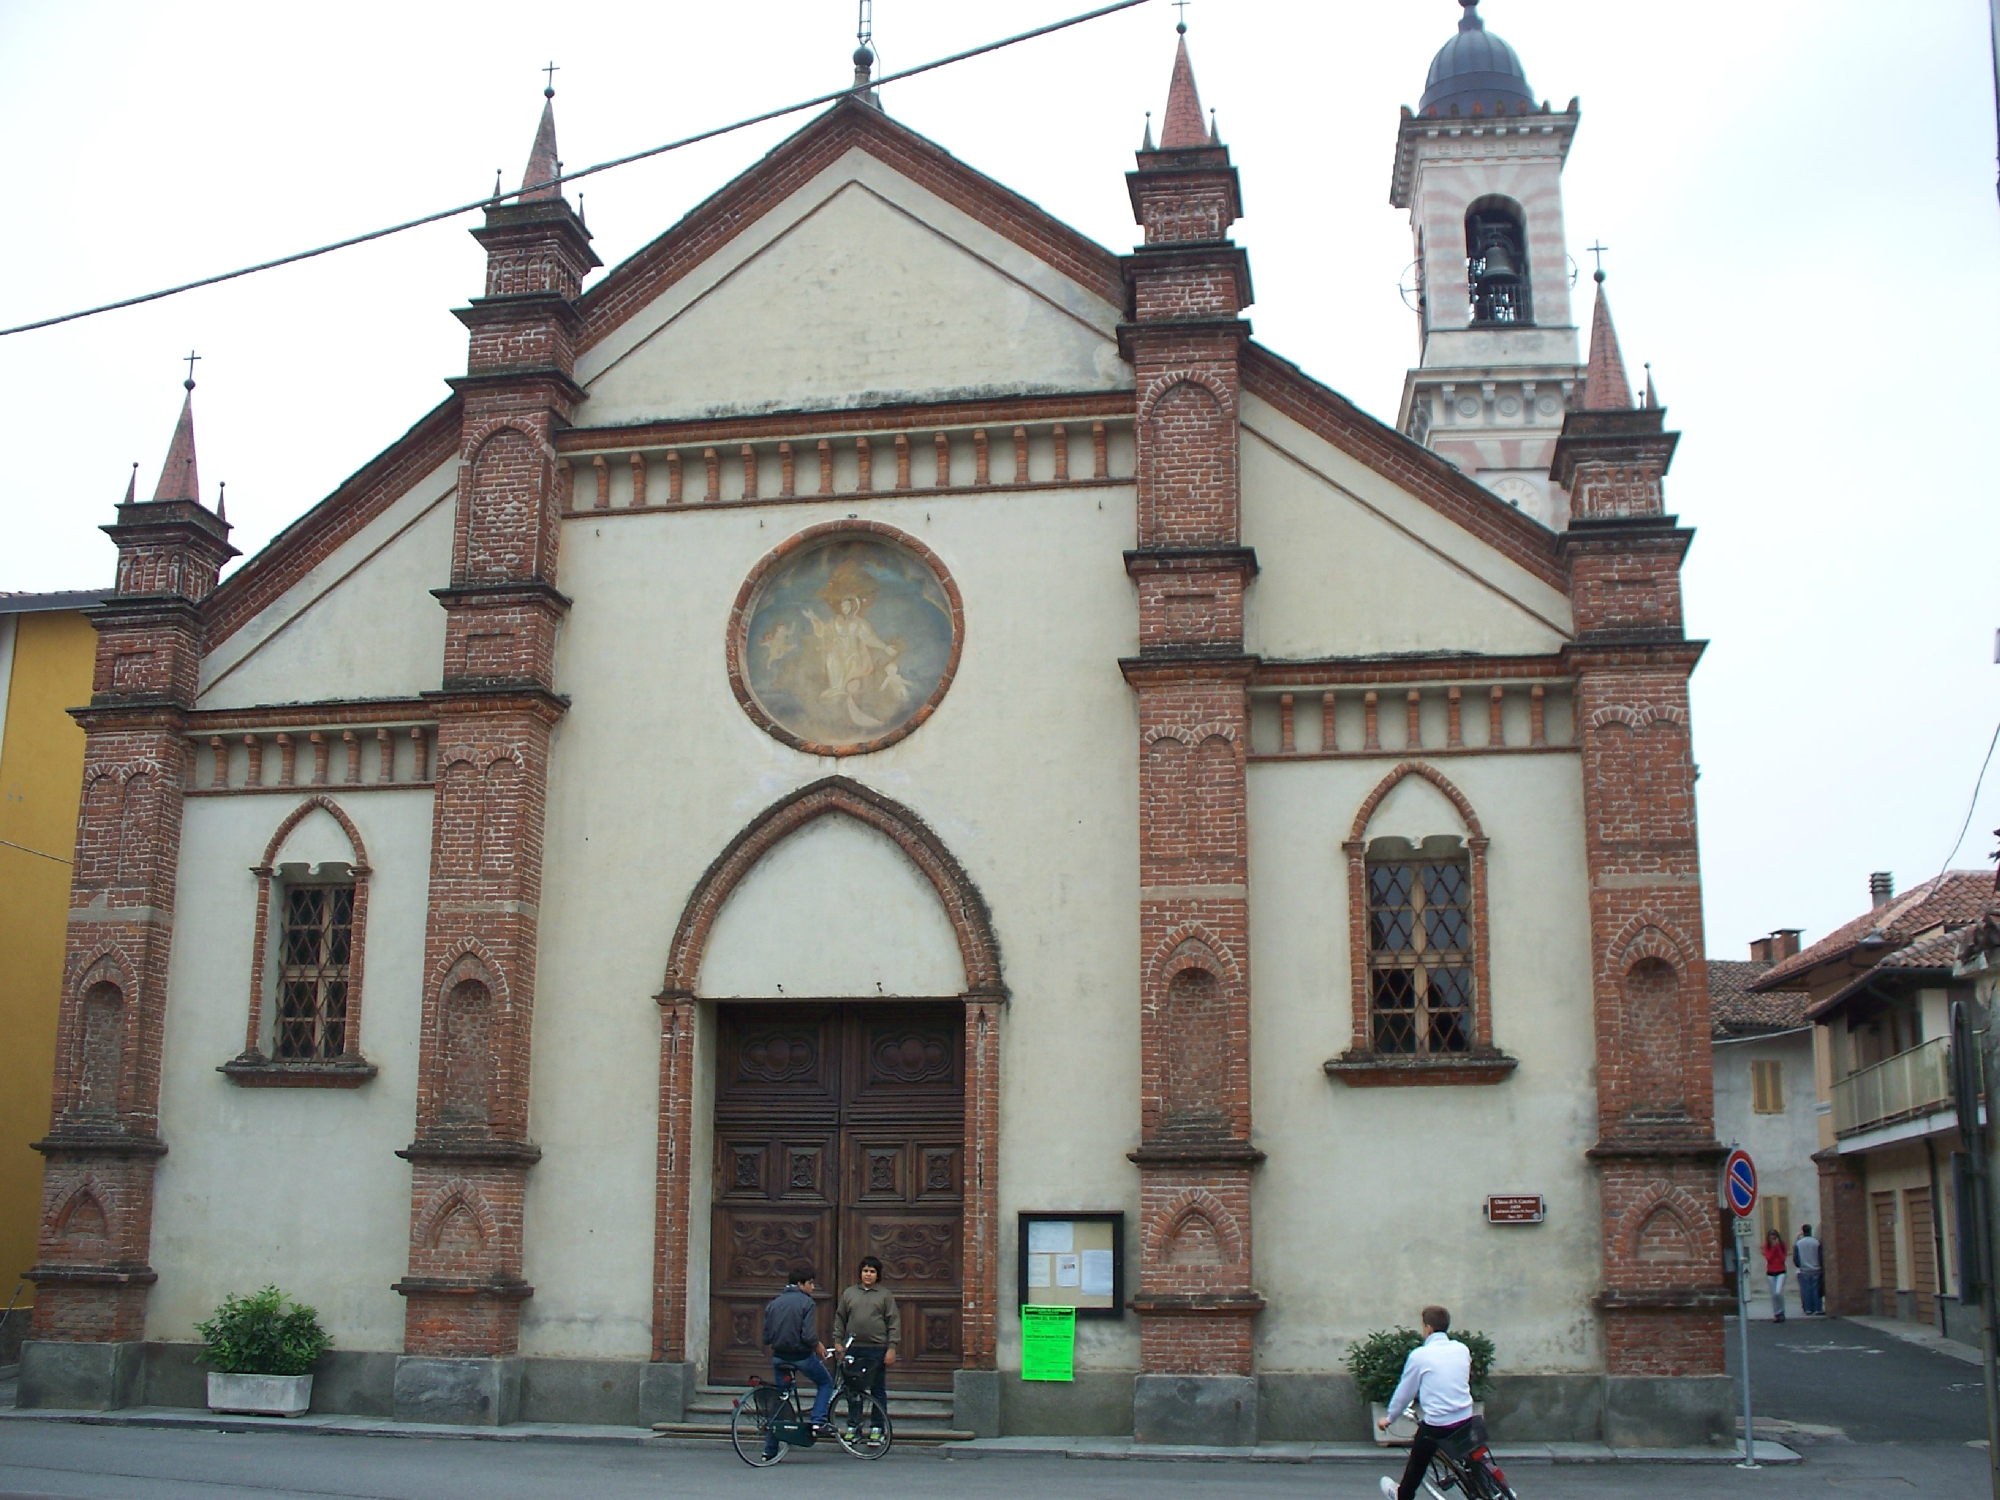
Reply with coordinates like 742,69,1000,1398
1415,1413,1517,1500
729,1341,893,1466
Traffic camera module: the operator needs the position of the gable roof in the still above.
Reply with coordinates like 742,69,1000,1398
1755,870,1994,992
1709,959,1811,1039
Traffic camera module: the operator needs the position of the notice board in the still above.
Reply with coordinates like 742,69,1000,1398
1017,1212,1123,1318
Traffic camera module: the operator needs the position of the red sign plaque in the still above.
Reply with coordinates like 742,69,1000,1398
1484,1195,1545,1224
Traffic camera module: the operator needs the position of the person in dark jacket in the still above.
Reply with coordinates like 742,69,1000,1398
833,1256,901,1420
762,1265,834,1451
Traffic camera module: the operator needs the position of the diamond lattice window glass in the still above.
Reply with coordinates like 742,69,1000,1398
275,883,353,1060
1366,846,1475,1057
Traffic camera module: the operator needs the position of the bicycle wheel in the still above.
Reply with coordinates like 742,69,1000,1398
835,1394,893,1459
731,1390,788,1467
1421,1452,1463,1498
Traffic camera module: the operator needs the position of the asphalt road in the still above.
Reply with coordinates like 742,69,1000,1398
0,1424,1989,1500
1727,1313,1990,1444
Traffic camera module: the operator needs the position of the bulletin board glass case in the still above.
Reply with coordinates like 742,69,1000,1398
1016,1212,1124,1318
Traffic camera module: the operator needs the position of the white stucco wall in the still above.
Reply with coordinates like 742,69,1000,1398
698,815,966,998
1249,750,1598,1374
577,150,1129,426
148,788,434,1349
198,461,455,710
1240,393,1572,660
523,482,1145,1366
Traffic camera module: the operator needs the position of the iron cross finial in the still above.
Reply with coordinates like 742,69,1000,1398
1586,241,1609,282
1173,0,1190,33
182,350,200,391
542,60,559,99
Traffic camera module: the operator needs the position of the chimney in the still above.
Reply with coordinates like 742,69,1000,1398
1869,872,1894,909
1748,936,1774,963
1772,928,1801,960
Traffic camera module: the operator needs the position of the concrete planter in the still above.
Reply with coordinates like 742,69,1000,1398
1371,1400,1483,1446
207,1371,313,1417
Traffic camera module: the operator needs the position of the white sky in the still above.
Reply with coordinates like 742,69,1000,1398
1,0,1995,963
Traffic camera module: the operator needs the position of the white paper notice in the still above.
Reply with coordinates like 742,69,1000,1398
1054,1253,1081,1288
1026,1254,1052,1288
1028,1221,1074,1255
1080,1249,1114,1297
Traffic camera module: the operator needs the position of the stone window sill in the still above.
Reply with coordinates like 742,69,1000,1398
219,1053,378,1088
1323,1050,1518,1087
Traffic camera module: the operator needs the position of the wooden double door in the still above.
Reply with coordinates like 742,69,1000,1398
709,1003,965,1389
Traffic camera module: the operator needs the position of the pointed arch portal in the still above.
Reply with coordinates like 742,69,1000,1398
652,777,1004,1386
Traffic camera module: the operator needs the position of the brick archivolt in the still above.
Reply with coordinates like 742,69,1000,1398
1606,915,1696,979
1138,369,1236,419
431,941,511,1007
256,794,370,873
1143,1188,1244,1267
1617,1181,1713,1263
1344,759,1486,845
1585,702,1687,732
1146,926,1240,988
413,1179,499,1250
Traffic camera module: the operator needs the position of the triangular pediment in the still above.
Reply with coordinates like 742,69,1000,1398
575,105,1131,425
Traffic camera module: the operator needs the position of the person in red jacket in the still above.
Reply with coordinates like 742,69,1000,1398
1762,1230,1790,1323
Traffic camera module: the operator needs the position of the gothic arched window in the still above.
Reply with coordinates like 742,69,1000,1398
1465,198,1531,327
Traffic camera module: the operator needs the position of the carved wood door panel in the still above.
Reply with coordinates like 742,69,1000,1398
709,1003,964,1390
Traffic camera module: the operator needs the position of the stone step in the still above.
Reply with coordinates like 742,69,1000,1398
671,1383,970,1443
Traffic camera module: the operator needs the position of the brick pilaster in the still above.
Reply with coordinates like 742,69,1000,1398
1557,407,1729,1374
1119,68,1263,1375
30,415,235,1343
394,136,598,1357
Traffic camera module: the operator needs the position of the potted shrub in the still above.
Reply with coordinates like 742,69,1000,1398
195,1286,331,1417
1344,1325,1495,1446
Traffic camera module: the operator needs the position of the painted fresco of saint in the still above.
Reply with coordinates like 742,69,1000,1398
739,539,954,748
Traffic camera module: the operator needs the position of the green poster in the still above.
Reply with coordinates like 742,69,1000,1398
1021,1304,1076,1382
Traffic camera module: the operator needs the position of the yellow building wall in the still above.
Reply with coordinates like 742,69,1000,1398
0,610,96,1314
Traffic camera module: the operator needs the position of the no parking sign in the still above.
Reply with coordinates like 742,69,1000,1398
1724,1147,1757,1218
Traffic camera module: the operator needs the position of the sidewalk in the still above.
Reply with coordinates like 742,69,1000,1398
1841,1314,1984,1368
0,1402,1798,1465
959,1436,1800,1464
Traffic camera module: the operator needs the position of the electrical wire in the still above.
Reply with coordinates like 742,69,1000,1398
0,0,1149,340
1938,715,2000,877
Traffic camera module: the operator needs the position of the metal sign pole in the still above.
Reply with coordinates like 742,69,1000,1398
1723,1143,1759,1470
1736,1217,1758,1470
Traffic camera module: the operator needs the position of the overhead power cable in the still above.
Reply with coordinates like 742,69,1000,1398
0,0,1149,340
1938,715,2000,878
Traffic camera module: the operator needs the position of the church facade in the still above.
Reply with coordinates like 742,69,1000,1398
22,7,1732,1445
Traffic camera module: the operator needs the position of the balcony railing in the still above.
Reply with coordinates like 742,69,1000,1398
1831,1036,1953,1138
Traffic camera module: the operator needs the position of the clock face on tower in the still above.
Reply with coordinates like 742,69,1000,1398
1483,476,1543,514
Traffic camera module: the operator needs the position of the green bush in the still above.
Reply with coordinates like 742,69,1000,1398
194,1286,331,1376
1344,1326,1496,1406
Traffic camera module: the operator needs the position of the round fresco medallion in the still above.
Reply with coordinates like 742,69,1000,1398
728,523,963,756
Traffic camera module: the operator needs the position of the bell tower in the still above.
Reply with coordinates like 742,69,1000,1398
1391,0,1582,527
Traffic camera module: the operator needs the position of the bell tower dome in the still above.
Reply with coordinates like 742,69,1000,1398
1391,0,1583,527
